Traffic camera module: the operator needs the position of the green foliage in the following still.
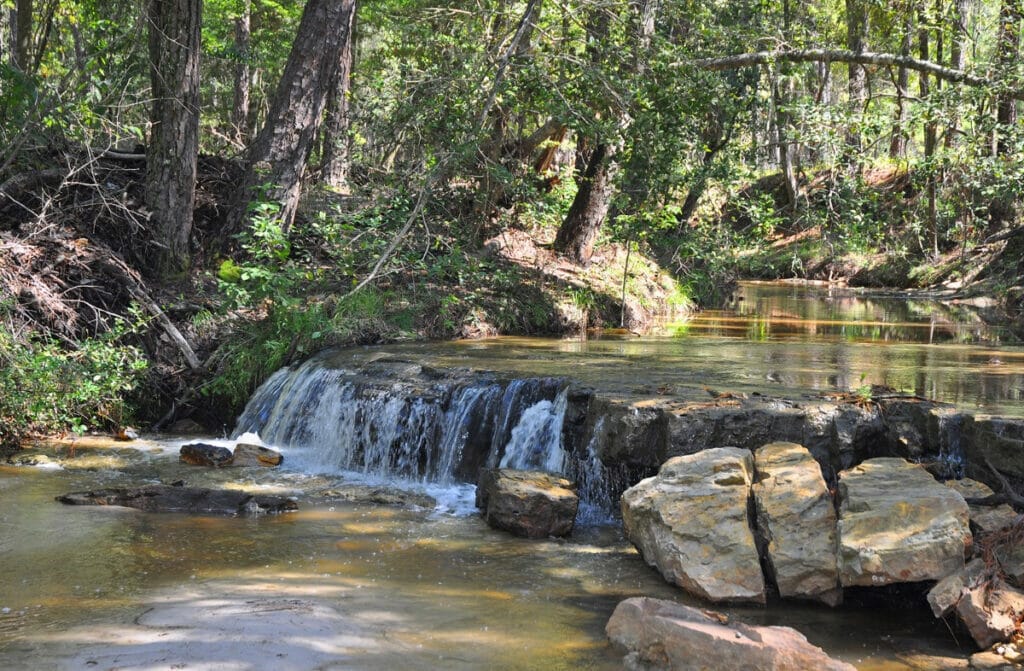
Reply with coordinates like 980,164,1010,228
0,310,148,445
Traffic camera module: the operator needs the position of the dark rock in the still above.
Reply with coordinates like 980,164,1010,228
180,442,233,467
606,597,856,671
232,443,283,467
476,468,578,539
56,485,297,515
964,415,1024,481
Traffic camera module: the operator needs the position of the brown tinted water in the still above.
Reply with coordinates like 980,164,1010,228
1,282,1011,669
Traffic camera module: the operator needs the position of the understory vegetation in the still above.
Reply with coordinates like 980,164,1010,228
1,0,1022,446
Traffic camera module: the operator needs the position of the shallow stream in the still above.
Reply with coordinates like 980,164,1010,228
2,282,1022,670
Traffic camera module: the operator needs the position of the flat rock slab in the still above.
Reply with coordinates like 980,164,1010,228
837,458,971,587
57,485,298,515
606,597,856,671
476,468,578,538
753,442,841,605
621,447,765,604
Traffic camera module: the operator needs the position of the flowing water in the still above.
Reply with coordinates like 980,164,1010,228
2,282,1022,670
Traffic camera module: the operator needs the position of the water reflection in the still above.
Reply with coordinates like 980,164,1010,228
335,281,1024,416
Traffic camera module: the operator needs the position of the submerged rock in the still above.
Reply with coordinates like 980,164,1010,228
56,485,298,515
752,442,841,605
321,485,436,509
179,443,233,467
232,443,283,467
837,458,971,587
621,447,765,604
605,597,856,671
476,469,578,539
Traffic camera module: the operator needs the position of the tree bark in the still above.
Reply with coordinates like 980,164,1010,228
996,0,1021,155
945,0,970,149
320,0,357,189
845,0,869,154
231,0,251,145
554,142,617,266
890,18,912,158
13,0,30,70
235,0,356,233
145,0,202,276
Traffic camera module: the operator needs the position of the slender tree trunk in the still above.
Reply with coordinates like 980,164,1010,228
996,0,1021,156
320,0,357,189
919,3,939,254
773,72,799,208
845,0,869,156
890,18,912,158
234,0,356,233
145,0,202,276
13,0,30,70
231,0,251,145
945,0,970,150
554,142,617,265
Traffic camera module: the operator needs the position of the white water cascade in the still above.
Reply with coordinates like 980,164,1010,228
234,355,573,487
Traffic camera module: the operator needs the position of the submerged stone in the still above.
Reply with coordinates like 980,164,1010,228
837,458,971,587
753,441,841,605
57,485,298,515
621,447,765,604
476,468,578,539
606,597,856,671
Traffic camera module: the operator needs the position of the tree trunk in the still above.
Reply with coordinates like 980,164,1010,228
320,0,357,189
996,0,1021,156
945,0,970,149
14,0,30,70
919,3,939,254
845,0,869,155
773,72,799,208
145,0,202,276
890,18,912,158
231,0,251,145
235,0,356,233
554,142,617,266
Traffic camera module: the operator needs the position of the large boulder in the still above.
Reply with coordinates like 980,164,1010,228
621,447,765,604
753,442,842,605
476,469,578,539
180,442,233,467
606,597,856,671
837,458,971,587
57,485,298,515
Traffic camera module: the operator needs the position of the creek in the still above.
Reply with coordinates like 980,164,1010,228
1,281,1022,670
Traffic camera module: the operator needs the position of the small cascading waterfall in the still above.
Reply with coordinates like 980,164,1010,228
935,412,966,479
233,356,574,487
568,416,616,523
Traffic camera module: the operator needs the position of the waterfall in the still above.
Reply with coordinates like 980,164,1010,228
568,416,616,523
233,356,573,487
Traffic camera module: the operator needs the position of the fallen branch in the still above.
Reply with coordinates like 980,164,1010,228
686,49,1024,100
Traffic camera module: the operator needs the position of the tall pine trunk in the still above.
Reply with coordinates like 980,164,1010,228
231,0,251,145
320,0,357,189
234,0,356,233
145,0,202,275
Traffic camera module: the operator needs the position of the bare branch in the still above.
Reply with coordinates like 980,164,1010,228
685,49,1024,100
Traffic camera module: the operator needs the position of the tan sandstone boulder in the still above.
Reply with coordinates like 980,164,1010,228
606,597,856,671
476,469,578,539
232,442,284,467
753,442,842,605
837,458,971,587
621,447,765,604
